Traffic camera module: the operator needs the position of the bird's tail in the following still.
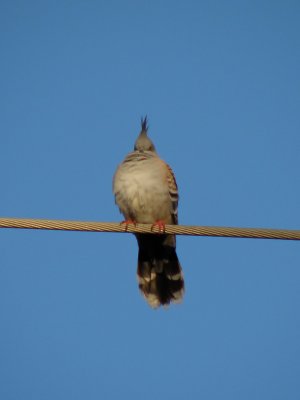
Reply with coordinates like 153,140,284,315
135,234,184,308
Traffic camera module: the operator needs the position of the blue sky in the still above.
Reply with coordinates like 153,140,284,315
1,1,300,399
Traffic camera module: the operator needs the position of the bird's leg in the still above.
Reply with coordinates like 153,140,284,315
151,220,166,233
120,219,137,231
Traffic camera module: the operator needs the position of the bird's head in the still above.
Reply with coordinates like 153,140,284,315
134,116,156,152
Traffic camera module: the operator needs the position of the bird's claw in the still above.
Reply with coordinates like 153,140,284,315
120,219,137,231
151,220,166,233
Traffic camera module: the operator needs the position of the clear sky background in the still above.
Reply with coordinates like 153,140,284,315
1,1,300,399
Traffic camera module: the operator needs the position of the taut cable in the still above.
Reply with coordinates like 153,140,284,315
0,217,299,241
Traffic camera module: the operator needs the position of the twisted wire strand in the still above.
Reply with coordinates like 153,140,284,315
0,217,299,240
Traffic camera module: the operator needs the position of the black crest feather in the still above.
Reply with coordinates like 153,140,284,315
141,116,148,132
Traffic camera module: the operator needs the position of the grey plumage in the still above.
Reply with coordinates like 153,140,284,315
113,117,184,308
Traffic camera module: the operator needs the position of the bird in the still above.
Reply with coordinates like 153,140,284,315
113,117,184,308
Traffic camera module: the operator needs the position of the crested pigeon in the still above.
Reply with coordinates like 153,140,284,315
113,117,184,308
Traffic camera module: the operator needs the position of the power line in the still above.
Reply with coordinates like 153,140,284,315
0,217,299,241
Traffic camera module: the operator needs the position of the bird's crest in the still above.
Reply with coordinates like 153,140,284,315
141,116,148,133
134,116,155,152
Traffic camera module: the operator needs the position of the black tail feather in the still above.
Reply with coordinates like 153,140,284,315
136,234,184,308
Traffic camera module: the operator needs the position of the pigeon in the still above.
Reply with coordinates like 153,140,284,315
113,117,184,308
